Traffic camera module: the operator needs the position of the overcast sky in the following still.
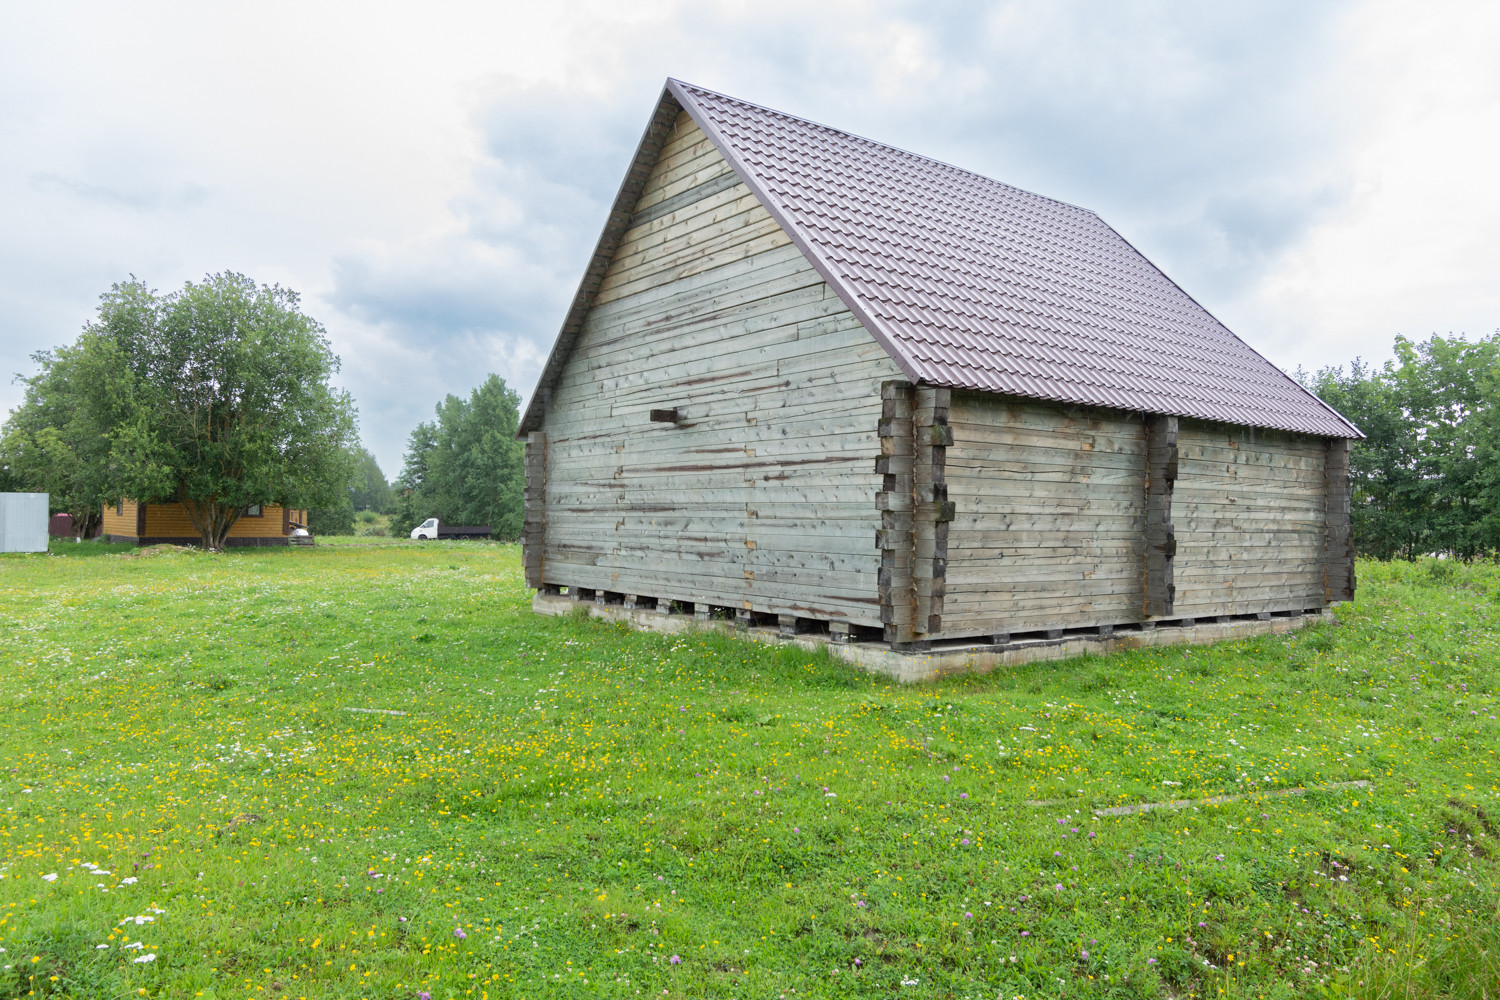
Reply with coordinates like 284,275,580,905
3,0,1497,476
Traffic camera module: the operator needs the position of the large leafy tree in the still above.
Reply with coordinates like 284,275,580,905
391,420,438,536
350,447,395,513
1306,357,1424,560
306,489,356,537
305,446,393,536
7,273,359,550
1388,334,1500,559
393,375,524,539
0,343,125,538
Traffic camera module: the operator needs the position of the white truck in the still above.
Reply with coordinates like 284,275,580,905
409,518,491,541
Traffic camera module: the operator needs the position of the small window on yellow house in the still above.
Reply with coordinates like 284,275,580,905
116,501,124,516
245,504,263,517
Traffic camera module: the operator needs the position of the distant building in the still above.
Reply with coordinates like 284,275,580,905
103,500,309,547
49,513,104,538
519,80,1360,649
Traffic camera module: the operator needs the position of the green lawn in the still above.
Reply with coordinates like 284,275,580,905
0,544,1496,999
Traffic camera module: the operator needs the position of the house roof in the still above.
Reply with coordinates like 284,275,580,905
519,80,1360,439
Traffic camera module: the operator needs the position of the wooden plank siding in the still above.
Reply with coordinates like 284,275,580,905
523,431,547,589
102,501,307,545
939,394,1148,638
537,111,903,624
101,500,142,540
1170,422,1329,617
935,400,1332,640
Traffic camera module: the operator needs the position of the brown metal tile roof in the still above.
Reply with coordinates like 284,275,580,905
520,81,1360,438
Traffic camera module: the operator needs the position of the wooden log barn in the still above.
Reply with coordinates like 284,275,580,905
518,80,1361,653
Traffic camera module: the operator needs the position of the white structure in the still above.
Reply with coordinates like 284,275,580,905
0,493,49,553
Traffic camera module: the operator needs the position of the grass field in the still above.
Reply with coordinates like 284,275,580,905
1,542,1497,999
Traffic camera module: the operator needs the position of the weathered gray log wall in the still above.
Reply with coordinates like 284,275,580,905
1171,421,1330,617
538,111,903,625
941,394,1148,638
523,430,546,588
931,398,1334,641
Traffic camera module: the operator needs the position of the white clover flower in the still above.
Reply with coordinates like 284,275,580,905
124,942,143,950
133,953,156,963
42,873,58,881
121,877,138,885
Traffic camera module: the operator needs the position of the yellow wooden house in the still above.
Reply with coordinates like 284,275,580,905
102,500,310,547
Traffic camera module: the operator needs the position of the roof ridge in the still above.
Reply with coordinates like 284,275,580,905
667,78,1097,219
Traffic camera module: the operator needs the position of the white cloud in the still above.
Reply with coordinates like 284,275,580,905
1244,0,1500,366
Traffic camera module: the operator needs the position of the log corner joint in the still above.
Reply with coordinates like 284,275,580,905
1143,414,1178,619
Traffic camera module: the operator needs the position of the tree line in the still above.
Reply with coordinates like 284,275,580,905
1304,331,1500,561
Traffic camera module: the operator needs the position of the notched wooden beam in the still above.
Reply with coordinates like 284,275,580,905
1143,414,1179,618
877,380,917,644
